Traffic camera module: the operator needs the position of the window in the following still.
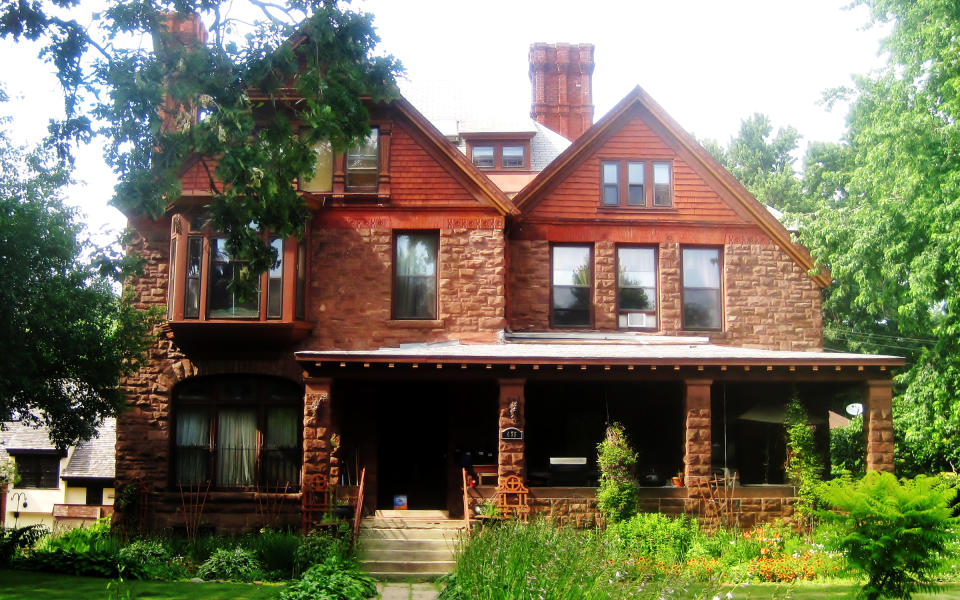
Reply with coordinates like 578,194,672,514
393,232,439,320
618,247,657,329
209,238,260,319
502,145,525,169
174,376,301,490
468,141,530,170
14,454,59,488
552,245,592,327
600,160,672,207
471,145,495,168
682,247,722,330
345,129,379,191
301,140,333,193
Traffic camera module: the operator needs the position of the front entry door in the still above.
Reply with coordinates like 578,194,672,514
376,392,448,510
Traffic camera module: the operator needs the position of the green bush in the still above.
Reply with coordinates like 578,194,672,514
293,530,350,577
117,539,187,580
243,529,302,580
0,524,46,566
196,547,264,582
18,518,122,577
819,472,960,599
784,395,824,525
280,556,377,600
596,422,640,524
605,513,700,563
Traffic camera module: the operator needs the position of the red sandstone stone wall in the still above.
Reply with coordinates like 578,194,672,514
508,239,822,351
304,225,506,350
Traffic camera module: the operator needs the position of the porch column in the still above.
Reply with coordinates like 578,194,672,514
683,379,713,489
863,379,895,473
498,378,526,482
303,378,333,481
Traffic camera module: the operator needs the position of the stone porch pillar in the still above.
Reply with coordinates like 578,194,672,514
683,379,713,491
303,378,333,482
497,379,526,482
863,380,895,473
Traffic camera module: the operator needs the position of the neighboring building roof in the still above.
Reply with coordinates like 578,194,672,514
296,341,903,368
0,420,58,455
62,418,116,481
510,86,832,288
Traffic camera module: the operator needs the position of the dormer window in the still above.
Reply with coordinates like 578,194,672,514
502,146,525,168
472,145,495,168
465,136,533,171
601,160,673,208
299,124,392,199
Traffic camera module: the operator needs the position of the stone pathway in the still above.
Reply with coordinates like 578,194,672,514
375,582,441,600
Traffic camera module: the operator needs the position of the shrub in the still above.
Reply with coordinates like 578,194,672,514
280,556,377,600
243,529,301,580
819,472,960,599
596,422,640,524
117,539,187,580
0,524,45,566
293,530,350,577
605,513,700,563
18,518,122,577
196,547,264,581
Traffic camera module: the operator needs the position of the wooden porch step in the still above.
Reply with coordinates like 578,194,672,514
375,509,450,519
357,510,463,581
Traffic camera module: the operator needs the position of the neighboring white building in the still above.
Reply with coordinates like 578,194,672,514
1,419,115,530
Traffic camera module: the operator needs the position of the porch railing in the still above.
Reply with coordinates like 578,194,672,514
461,468,472,533
351,467,366,546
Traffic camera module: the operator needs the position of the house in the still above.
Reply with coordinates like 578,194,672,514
1,418,115,529
115,16,902,532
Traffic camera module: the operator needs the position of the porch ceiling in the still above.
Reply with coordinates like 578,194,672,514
295,341,903,371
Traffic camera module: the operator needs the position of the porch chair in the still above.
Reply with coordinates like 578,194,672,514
301,472,333,534
494,474,531,521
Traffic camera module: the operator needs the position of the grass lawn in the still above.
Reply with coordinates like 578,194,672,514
0,569,284,599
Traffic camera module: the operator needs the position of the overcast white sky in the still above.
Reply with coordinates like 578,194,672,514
0,0,888,242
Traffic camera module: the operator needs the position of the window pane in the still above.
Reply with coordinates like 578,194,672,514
167,237,177,320
602,163,620,206
618,248,656,289
394,233,438,319
472,146,494,168
295,242,306,320
263,407,300,489
216,408,257,488
552,246,591,327
15,455,60,489
346,129,378,190
618,248,657,327
184,236,203,319
627,162,645,206
267,238,283,319
208,238,259,318
682,248,721,288
602,162,619,184
301,140,333,193
653,162,672,206
602,184,619,206
683,288,722,329
502,146,524,168
176,407,210,485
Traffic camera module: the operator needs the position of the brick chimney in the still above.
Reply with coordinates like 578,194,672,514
153,12,208,133
529,43,595,142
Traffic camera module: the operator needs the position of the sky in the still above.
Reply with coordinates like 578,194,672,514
0,0,889,244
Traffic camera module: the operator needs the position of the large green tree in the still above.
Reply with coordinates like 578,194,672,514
796,0,960,475
1,0,401,292
0,93,155,450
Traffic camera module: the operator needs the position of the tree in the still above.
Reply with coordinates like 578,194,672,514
704,113,806,213
0,95,156,450
795,0,960,475
0,1,402,295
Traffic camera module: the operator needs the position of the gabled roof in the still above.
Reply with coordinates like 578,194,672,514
62,418,116,481
511,86,831,288
390,97,519,216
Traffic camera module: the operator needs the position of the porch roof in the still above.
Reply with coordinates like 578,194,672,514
295,340,904,369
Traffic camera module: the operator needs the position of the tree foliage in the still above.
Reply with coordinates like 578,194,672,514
0,0,401,294
784,395,823,526
0,103,156,450
794,0,960,475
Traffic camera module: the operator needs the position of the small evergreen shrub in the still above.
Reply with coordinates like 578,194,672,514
196,546,264,581
819,472,960,599
605,513,699,563
280,556,377,600
596,422,640,523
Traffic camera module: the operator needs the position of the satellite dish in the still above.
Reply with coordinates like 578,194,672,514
846,403,864,417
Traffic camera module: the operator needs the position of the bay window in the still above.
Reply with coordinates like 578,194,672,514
682,247,722,330
552,245,592,327
174,376,301,490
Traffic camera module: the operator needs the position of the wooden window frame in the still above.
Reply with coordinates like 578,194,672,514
171,376,303,492
599,159,673,208
467,140,531,171
344,128,380,192
616,245,659,331
391,230,440,321
550,243,594,329
680,245,724,332
167,214,307,324
301,122,393,199
12,453,60,489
